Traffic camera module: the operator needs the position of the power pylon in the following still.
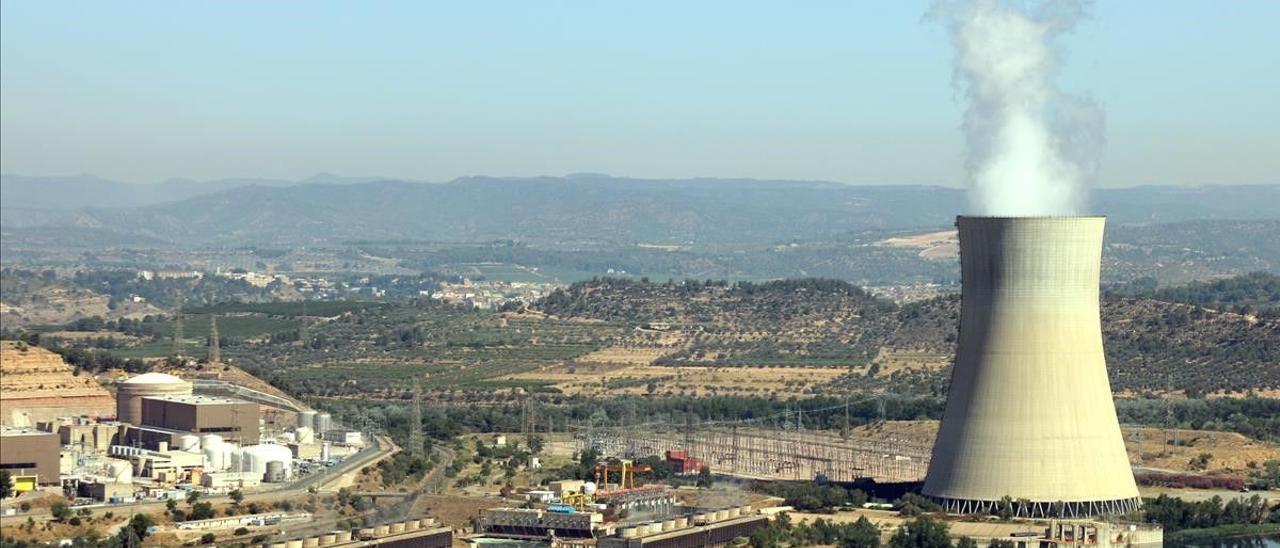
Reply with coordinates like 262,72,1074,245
408,382,425,458
172,295,185,358
209,315,221,365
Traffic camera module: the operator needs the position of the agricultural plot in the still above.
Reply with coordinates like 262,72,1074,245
185,300,384,318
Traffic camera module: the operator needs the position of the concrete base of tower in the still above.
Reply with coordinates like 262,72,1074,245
931,495,1143,519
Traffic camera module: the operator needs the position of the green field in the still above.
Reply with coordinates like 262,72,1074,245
150,315,301,339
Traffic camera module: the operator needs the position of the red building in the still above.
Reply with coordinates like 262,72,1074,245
666,450,704,474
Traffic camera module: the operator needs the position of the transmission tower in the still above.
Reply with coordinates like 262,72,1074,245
209,315,221,365
299,299,309,345
408,382,425,458
172,295,185,358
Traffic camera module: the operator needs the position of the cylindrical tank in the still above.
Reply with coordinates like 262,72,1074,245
201,434,223,449
315,412,331,433
301,537,319,548
923,217,1141,515
267,543,287,548
661,520,675,531
675,518,688,528
241,444,293,478
285,540,302,548
115,372,193,425
620,528,637,539
298,410,316,431
179,434,201,452
157,441,169,452
334,530,352,543
295,427,315,444
108,460,133,484
421,518,436,527
405,519,420,531
357,528,375,540
320,441,331,461
203,446,225,471
318,533,336,546
389,522,405,534
264,460,286,482
374,525,389,537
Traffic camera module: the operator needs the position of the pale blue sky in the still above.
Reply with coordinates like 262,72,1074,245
2,1,1276,186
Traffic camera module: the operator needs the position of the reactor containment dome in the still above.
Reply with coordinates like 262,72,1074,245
922,216,1141,518
116,372,193,425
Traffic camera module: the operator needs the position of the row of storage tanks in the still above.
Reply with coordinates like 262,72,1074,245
616,506,752,539
262,518,437,548
296,410,331,433
175,434,294,481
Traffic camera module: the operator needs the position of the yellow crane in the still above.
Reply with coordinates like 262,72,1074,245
593,459,652,490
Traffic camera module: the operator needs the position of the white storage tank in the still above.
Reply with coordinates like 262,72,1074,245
320,442,331,462
315,412,331,433
179,434,201,453
241,444,293,478
296,427,315,445
298,410,316,431
201,434,223,449
203,446,225,471
107,460,133,484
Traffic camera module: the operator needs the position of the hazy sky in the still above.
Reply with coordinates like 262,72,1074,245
2,1,1276,186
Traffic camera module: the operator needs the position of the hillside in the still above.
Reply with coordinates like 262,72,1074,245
3,174,1278,246
0,341,115,425
534,277,1280,395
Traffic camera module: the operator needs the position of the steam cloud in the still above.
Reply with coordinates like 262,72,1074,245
933,0,1103,216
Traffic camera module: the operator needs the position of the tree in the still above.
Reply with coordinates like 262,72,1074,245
888,516,951,548
527,435,545,455
229,488,244,506
697,465,714,488
200,532,217,544
51,501,72,521
186,490,201,505
954,537,978,548
165,498,177,514
189,501,216,520
126,513,156,541
0,471,12,499
987,540,1016,548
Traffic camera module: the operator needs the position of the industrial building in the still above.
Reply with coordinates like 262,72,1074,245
115,372,193,425
0,427,61,490
923,217,1141,517
139,394,260,444
266,518,451,548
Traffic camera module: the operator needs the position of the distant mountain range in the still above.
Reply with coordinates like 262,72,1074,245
2,173,1277,246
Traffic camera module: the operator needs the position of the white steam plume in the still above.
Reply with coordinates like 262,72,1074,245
933,0,1103,216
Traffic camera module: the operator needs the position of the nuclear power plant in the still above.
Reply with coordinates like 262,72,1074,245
923,216,1141,517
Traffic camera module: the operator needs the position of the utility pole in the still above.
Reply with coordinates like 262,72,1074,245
209,315,220,365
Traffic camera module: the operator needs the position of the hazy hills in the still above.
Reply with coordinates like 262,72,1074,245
2,173,1277,246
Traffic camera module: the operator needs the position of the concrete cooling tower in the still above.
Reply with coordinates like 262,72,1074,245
923,216,1140,517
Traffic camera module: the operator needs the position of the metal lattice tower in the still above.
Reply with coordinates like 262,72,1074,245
209,315,220,364
408,382,425,458
172,295,185,358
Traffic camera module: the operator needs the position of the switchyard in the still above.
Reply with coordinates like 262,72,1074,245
574,407,930,484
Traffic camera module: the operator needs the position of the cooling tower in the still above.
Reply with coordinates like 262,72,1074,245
923,216,1140,518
